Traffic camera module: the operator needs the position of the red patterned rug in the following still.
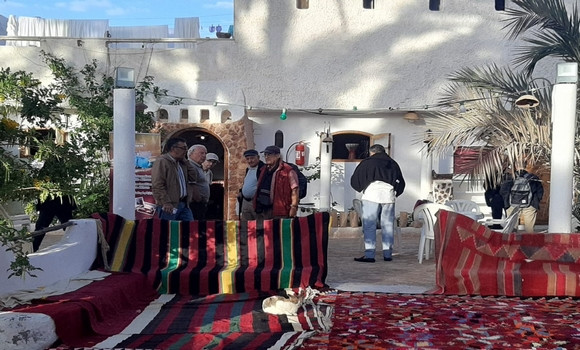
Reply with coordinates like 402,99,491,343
301,291,580,349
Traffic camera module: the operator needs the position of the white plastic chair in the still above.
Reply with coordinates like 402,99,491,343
445,199,484,221
414,203,454,264
484,207,522,234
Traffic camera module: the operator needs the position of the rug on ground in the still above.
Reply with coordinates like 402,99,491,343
92,212,329,295
300,291,580,349
92,290,333,349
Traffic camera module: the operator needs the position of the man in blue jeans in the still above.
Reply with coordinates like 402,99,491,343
350,144,405,262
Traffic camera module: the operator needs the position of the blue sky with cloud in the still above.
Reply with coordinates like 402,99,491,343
0,0,233,37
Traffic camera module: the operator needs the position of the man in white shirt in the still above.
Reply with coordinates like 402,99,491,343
238,149,264,220
187,144,209,220
350,144,406,262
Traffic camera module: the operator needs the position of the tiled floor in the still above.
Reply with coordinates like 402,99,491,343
325,227,436,293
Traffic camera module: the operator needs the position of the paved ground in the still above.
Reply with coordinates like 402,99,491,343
40,225,437,293
325,227,436,293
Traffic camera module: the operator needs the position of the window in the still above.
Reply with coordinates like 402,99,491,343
180,109,189,123
363,0,375,9
297,0,309,9
20,129,56,158
495,0,505,11
220,110,232,123
331,133,370,160
200,109,210,123
158,109,168,121
429,0,440,11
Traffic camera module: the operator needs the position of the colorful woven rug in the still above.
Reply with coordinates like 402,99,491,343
92,291,333,349
93,212,329,296
300,291,580,349
435,210,580,296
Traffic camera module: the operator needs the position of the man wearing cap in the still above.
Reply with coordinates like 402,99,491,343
151,137,197,221
187,144,210,220
238,149,265,220
255,145,299,219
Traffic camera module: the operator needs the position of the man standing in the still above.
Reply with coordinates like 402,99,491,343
255,145,299,219
500,166,544,232
151,137,196,221
187,144,209,220
238,149,265,220
350,144,405,263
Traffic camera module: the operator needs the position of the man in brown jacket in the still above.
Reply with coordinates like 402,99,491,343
152,137,198,221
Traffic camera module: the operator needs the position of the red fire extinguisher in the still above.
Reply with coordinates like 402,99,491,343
295,142,305,166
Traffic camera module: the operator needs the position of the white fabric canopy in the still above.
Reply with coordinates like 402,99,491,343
5,16,109,46
108,25,169,48
174,17,200,48
3,16,201,48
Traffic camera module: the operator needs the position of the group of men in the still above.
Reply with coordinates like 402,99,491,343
151,138,300,221
151,137,406,264
151,137,220,221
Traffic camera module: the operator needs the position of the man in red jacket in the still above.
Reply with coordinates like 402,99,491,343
254,145,299,219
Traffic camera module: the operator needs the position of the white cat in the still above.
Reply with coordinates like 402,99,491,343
262,288,306,315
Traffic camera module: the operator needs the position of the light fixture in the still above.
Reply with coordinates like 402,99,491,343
556,62,578,84
515,94,540,109
403,111,420,122
280,108,287,120
115,67,135,88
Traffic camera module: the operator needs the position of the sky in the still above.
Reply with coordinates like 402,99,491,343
0,0,234,38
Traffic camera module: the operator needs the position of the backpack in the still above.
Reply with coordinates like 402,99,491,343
287,163,308,199
509,175,532,208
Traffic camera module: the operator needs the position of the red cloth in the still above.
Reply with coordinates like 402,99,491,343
13,272,159,347
434,210,580,296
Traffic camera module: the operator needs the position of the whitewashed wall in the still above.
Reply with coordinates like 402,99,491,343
0,0,567,214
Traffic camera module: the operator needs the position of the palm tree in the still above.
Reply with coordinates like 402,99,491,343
425,0,579,191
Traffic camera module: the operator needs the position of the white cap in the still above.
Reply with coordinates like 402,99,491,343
206,153,220,162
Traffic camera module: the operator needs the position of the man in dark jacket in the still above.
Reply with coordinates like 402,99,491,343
499,168,544,232
350,144,405,262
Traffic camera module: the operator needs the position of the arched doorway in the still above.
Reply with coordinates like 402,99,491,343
173,128,226,220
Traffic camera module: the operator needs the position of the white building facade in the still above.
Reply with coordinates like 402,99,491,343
0,0,562,220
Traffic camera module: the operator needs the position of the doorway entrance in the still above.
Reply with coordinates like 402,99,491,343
173,128,226,220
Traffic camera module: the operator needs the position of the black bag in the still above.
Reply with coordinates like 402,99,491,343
510,175,532,208
287,163,308,199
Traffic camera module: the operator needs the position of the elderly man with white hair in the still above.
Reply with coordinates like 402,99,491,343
187,144,210,220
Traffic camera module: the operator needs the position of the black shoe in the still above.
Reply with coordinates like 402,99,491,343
383,257,392,261
354,256,375,263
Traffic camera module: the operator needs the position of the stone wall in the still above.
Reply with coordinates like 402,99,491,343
157,117,254,220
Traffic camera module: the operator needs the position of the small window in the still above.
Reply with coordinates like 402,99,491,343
180,109,189,122
363,0,374,9
495,0,505,11
332,133,371,160
220,110,232,123
200,109,210,123
297,0,309,9
158,109,168,120
429,0,440,11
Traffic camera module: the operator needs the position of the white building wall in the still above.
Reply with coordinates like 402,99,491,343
0,0,567,214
